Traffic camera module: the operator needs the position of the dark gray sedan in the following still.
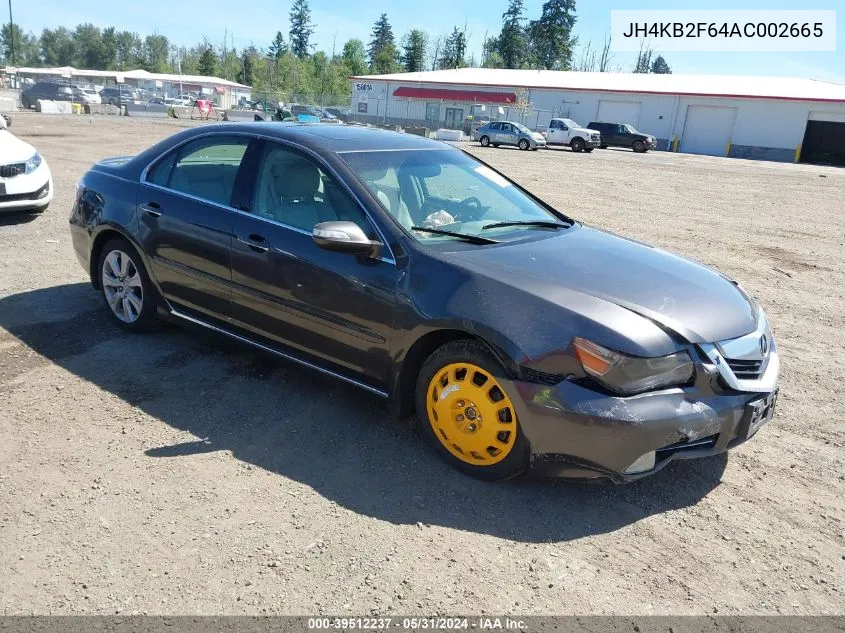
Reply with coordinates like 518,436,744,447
476,121,547,150
69,124,778,482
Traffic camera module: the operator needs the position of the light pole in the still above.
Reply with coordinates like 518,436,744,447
7,0,16,69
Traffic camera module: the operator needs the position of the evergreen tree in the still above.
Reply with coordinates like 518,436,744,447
237,47,257,85
198,46,218,76
269,31,288,60
528,0,577,70
650,54,671,74
39,27,75,66
439,27,467,70
367,13,399,74
289,0,315,59
498,0,527,69
144,34,169,73
401,30,428,72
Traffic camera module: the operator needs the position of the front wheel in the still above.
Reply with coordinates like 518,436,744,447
98,238,158,332
632,140,646,153
570,138,585,152
584,148,594,153
416,340,530,481
518,139,530,151
479,135,490,147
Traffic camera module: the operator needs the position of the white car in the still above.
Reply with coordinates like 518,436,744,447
74,87,102,105
0,130,53,213
543,118,602,153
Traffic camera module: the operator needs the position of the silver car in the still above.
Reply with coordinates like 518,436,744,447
476,121,546,151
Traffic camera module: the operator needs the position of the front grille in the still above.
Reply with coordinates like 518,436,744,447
521,367,565,386
657,434,718,458
591,134,600,141
726,358,766,380
0,163,26,179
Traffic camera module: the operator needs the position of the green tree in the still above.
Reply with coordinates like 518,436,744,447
101,27,118,69
73,23,105,69
269,31,288,59
289,0,315,59
650,54,671,74
1,24,40,66
401,30,428,72
237,46,257,85
498,0,528,69
198,46,219,76
115,31,142,70
529,0,577,70
144,34,169,72
481,35,503,68
439,27,467,70
342,38,368,75
367,13,399,74
39,27,75,66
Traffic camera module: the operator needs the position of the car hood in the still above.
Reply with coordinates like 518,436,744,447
446,225,758,344
0,131,38,163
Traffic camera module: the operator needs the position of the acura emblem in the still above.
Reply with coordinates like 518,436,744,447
760,334,769,356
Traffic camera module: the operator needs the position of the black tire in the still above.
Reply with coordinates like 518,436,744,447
109,98,117,106
518,139,530,151
97,238,159,333
570,137,585,152
415,340,530,481
599,144,608,149
632,140,646,153
584,148,594,153
492,143,500,147
479,135,490,147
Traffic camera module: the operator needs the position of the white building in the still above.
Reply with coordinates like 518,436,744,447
350,68,845,163
6,66,251,109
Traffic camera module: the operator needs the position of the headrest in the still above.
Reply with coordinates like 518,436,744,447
273,158,320,201
365,164,389,181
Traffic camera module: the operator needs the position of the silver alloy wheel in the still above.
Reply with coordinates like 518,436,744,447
101,250,144,323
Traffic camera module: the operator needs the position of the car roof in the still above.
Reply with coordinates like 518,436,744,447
163,122,457,154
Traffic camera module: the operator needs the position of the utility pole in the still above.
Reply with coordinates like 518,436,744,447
7,0,16,67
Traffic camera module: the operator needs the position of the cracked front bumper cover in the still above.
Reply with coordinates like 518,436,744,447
501,361,771,481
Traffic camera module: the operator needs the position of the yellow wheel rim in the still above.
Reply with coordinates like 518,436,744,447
426,362,518,466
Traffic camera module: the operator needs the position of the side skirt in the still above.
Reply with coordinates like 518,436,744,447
168,307,389,399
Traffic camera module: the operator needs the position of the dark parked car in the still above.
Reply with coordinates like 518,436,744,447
20,82,74,109
69,124,779,482
99,87,139,106
325,107,352,122
587,121,657,152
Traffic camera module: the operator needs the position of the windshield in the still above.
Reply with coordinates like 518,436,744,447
562,119,580,128
340,149,570,243
624,124,639,134
511,122,532,134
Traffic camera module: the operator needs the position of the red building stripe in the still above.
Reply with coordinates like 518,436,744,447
393,86,517,103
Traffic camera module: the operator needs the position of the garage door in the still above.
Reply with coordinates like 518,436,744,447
597,101,642,127
801,119,845,166
680,106,736,156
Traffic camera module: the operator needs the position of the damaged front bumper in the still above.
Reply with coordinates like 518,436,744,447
501,351,778,482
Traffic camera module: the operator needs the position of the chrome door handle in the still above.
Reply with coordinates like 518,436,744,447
139,202,162,217
237,234,270,253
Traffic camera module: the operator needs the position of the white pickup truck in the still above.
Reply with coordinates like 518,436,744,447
543,118,601,153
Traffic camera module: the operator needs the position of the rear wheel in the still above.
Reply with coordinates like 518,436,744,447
570,138,585,152
632,140,646,153
518,139,530,151
599,144,608,149
416,340,530,481
97,238,158,332
479,135,490,147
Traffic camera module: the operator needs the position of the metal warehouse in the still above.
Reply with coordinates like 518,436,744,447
350,68,845,163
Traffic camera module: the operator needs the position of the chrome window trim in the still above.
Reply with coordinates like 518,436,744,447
169,307,388,398
138,129,396,265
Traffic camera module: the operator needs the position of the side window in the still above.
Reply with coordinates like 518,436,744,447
502,123,511,132
251,143,374,235
549,120,559,130
489,122,501,130
618,124,627,134
150,136,250,207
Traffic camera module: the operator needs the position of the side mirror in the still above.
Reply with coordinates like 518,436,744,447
313,221,382,258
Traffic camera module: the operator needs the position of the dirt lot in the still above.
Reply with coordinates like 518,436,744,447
0,113,843,616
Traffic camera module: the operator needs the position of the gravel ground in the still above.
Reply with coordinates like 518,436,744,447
0,114,843,616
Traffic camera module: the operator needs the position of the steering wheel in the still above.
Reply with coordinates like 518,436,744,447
457,196,485,221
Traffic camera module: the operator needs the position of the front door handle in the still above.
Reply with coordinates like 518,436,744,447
237,233,270,253
139,202,162,217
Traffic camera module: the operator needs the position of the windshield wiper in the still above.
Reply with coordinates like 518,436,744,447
410,226,500,244
481,220,571,230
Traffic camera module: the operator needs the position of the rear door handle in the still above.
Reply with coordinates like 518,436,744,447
139,202,162,217
237,233,270,253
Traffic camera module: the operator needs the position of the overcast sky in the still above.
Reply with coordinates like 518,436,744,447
10,0,845,82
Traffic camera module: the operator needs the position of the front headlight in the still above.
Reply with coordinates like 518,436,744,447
24,152,42,175
573,337,694,395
